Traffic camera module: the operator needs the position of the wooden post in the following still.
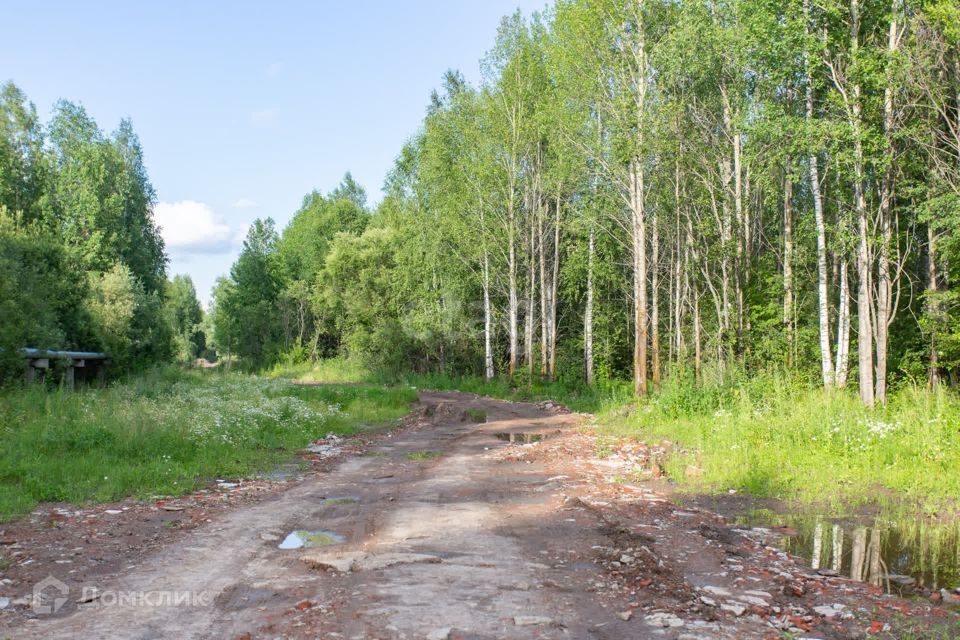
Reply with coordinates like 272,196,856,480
65,365,75,391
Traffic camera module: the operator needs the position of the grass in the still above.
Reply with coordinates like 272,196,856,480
465,408,487,423
0,366,415,520
595,368,960,515
405,450,445,460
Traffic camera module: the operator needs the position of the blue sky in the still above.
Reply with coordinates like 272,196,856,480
3,1,545,305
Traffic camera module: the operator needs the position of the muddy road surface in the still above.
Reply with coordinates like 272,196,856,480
4,391,954,639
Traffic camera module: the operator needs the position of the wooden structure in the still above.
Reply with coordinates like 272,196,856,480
20,348,110,389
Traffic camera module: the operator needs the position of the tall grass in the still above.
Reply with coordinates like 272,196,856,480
0,366,415,520
597,368,960,513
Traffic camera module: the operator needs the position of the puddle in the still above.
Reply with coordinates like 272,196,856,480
737,511,960,593
321,497,357,506
495,432,547,443
278,529,344,549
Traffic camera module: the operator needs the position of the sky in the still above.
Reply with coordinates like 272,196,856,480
2,1,545,306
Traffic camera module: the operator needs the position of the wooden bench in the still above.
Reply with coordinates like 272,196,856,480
20,348,110,389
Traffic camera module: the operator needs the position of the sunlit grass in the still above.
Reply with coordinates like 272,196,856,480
596,369,960,514
0,366,416,520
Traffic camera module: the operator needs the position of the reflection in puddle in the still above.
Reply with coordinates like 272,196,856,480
739,513,960,594
278,529,344,549
495,432,546,443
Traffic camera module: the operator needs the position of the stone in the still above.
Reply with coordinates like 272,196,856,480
645,612,684,627
303,551,441,573
303,551,366,573
514,616,553,626
720,603,747,616
0,597,9,609
617,610,633,621
259,533,280,542
353,553,441,571
813,604,845,618
426,628,452,640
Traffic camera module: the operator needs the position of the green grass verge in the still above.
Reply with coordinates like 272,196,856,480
595,369,960,515
0,366,415,520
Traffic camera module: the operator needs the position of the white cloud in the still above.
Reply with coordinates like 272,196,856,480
249,108,278,126
231,197,258,209
154,200,237,254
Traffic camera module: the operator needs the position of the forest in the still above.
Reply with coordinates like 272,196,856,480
204,0,960,409
0,83,204,375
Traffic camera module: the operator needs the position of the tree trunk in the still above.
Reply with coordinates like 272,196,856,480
548,194,560,381
836,258,851,387
850,0,875,407
927,224,941,388
585,223,595,385
651,194,661,387
539,208,548,379
482,247,494,382
783,168,795,366
806,0,835,388
631,156,648,397
508,198,519,380
526,207,536,380
874,0,901,405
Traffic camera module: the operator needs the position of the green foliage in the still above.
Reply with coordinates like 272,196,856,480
164,275,205,362
0,209,89,376
0,81,171,376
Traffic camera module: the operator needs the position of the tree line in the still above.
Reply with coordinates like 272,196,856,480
211,0,959,406
0,81,205,378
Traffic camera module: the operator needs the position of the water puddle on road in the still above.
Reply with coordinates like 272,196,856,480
495,432,548,443
737,511,960,594
321,497,357,506
278,529,345,550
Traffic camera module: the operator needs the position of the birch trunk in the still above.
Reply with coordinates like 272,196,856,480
875,0,901,405
850,0,875,407
651,195,661,387
585,223,595,385
482,248,494,381
631,7,649,397
783,169,795,366
548,195,560,381
508,196,519,379
631,157,648,397
836,258,851,387
928,224,940,388
539,210,548,379
806,0,835,388
526,218,535,380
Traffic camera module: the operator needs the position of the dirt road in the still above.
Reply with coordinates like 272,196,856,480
4,391,954,639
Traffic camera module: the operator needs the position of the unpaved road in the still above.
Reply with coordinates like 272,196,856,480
4,391,955,639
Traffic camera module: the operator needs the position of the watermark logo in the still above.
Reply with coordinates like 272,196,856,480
30,575,213,615
32,575,68,614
